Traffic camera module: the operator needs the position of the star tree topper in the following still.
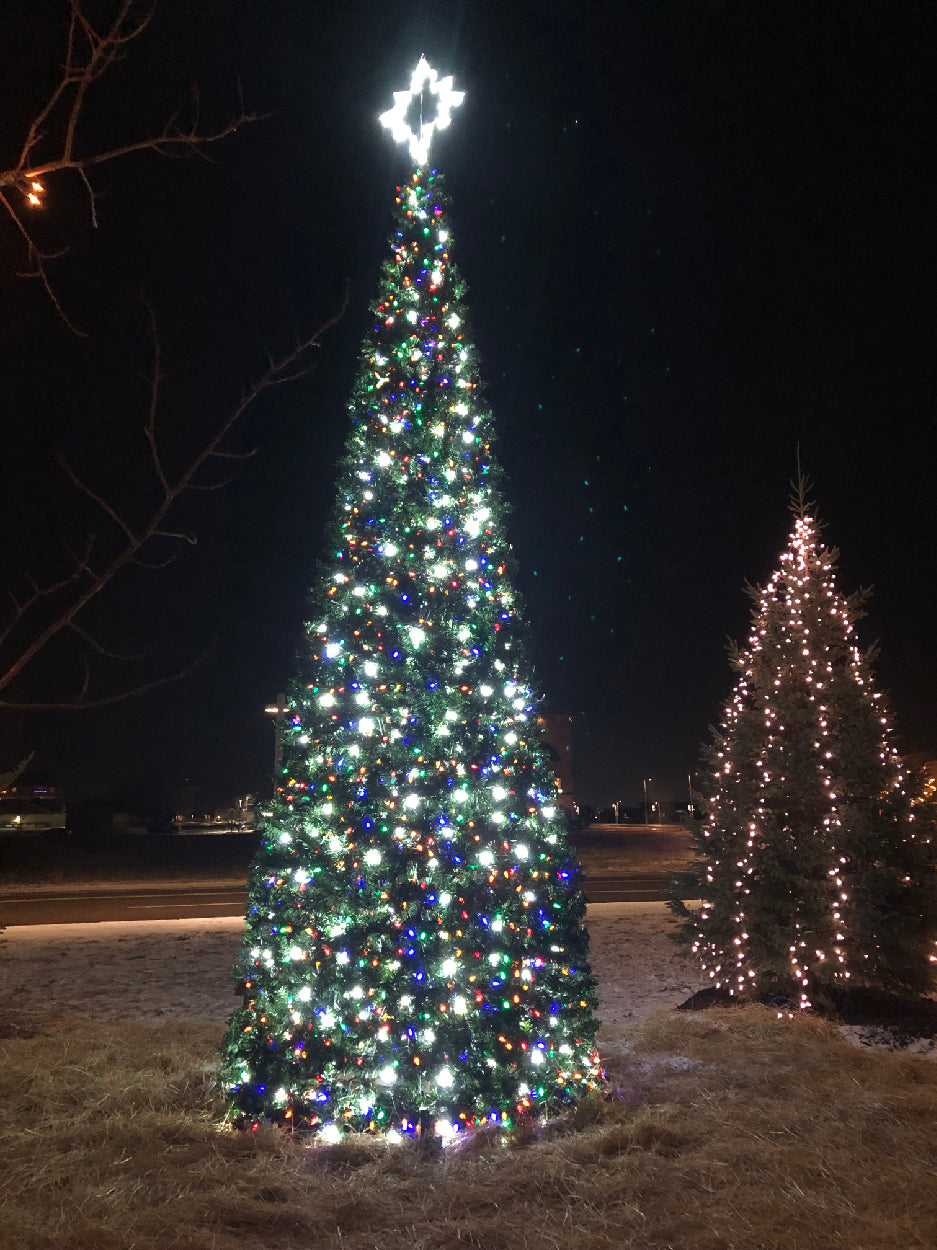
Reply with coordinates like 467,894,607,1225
379,56,465,165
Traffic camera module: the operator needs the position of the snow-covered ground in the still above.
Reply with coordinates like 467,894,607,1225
5,902,706,1028
9,903,936,1057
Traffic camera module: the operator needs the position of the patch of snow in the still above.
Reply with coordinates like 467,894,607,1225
6,917,246,1024
4,905,935,1056
4,903,705,1029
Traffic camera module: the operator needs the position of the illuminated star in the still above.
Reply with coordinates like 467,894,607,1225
379,56,465,165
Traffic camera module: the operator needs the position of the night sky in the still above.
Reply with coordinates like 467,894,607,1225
2,1,936,812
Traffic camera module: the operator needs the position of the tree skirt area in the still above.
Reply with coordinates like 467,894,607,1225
4,902,705,1032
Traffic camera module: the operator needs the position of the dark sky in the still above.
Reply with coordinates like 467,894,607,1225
2,1,936,810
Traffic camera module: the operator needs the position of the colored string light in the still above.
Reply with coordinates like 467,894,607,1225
220,64,601,1142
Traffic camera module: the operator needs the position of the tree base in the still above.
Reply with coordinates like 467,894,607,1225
677,984,937,1048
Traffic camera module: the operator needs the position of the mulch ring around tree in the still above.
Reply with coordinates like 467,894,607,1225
678,984,937,1050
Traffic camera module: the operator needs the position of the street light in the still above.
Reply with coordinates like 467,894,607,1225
264,693,289,778
643,777,651,827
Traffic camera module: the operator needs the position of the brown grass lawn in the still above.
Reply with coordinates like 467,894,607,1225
2,1008,936,1250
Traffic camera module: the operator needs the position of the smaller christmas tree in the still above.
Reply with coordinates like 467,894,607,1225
671,477,937,1007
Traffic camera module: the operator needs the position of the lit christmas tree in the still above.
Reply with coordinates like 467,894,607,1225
671,481,937,1008
220,59,600,1141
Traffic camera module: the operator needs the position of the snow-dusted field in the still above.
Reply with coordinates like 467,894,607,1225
5,902,706,1029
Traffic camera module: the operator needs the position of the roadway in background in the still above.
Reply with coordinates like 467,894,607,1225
2,873,684,925
2,823,696,925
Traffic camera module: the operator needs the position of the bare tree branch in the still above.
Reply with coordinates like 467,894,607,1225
0,281,350,707
55,449,137,543
141,299,169,493
0,536,96,649
186,477,236,492
151,529,198,545
207,447,258,460
0,639,218,710
77,652,91,703
61,535,97,579
0,187,84,334
68,620,143,661
130,550,181,570
0,4,348,711
0,1,260,328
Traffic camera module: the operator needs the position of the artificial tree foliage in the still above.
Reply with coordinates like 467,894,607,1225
220,161,600,1140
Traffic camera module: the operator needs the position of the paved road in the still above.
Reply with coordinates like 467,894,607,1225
583,875,675,903
2,875,683,926
2,885,248,927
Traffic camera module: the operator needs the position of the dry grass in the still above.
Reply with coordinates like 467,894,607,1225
2,1010,936,1250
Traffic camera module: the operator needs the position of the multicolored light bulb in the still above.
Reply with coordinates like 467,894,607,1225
220,66,600,1141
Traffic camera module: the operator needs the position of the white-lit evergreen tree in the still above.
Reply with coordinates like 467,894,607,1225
220,60,600,1141
672,482,937,1007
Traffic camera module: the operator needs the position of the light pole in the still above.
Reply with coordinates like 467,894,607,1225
264,693,289,779
643,777,651,826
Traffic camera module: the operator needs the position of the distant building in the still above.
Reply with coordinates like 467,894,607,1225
537,711,581,815
0,772,67,833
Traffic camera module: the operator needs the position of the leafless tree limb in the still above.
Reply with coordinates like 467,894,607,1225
0,1,260,329
0,536,96,650
130,550,180,570
141,299,169,493
68,620,143,661
0,186,82,332
77,653,91,704
0,640,218,710
151,529,198,545
206,447,258,460
55,450,137,543
61,535,97,578
0,2,346,712
0,282,349,707
186,477,236,492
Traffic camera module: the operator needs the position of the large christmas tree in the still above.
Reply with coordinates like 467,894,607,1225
220,60,600,1141
671,483,937,1008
